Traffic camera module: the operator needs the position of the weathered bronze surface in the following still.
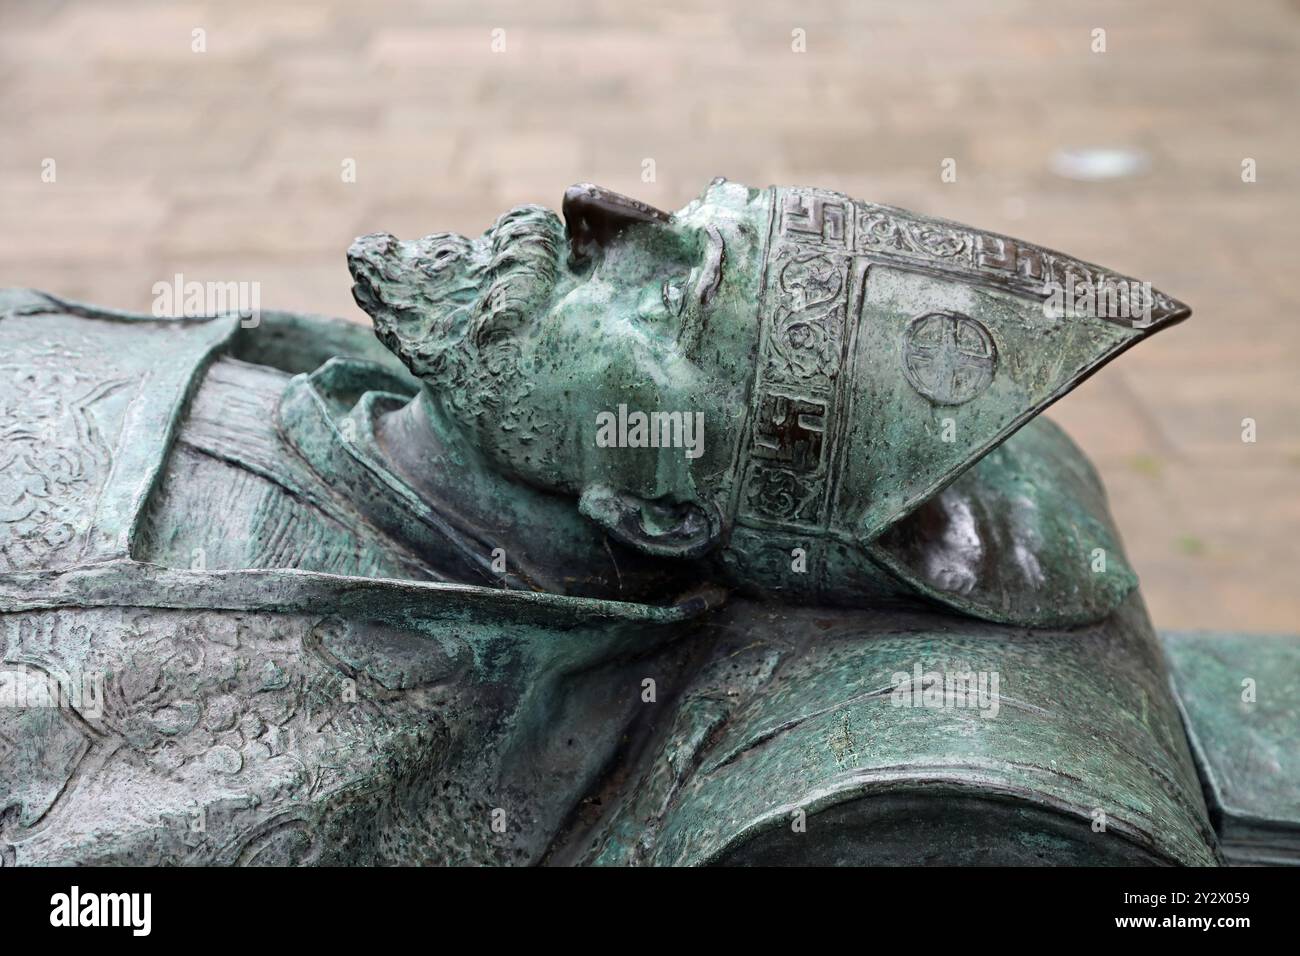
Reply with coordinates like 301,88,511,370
0,179,1278,866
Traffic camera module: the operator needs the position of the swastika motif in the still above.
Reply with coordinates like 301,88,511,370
900,311,997,406
780,191,850,248
752,393,826,472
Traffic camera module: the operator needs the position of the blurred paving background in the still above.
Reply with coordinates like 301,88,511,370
2,0,1297,630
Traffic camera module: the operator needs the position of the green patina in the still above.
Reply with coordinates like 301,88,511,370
0,180,1287,866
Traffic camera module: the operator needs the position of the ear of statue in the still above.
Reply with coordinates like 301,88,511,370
578,483,719,559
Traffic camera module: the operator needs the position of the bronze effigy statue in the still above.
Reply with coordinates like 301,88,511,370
0,180,1294,865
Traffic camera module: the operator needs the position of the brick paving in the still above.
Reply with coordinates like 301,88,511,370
2,0,1297,630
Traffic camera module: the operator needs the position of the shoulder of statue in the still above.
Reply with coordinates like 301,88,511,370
0,291,241,575
0,291,425,577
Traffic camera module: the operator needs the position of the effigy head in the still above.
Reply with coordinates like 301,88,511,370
348,179,1188,579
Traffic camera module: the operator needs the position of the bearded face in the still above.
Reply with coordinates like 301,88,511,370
348,181,767,526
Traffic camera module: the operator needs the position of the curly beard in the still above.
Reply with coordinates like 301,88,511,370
349,205,564,436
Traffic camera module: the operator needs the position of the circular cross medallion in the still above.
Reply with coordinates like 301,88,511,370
901,311,997,405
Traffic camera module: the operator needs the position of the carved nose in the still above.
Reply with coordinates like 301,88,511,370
562,183,672,261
